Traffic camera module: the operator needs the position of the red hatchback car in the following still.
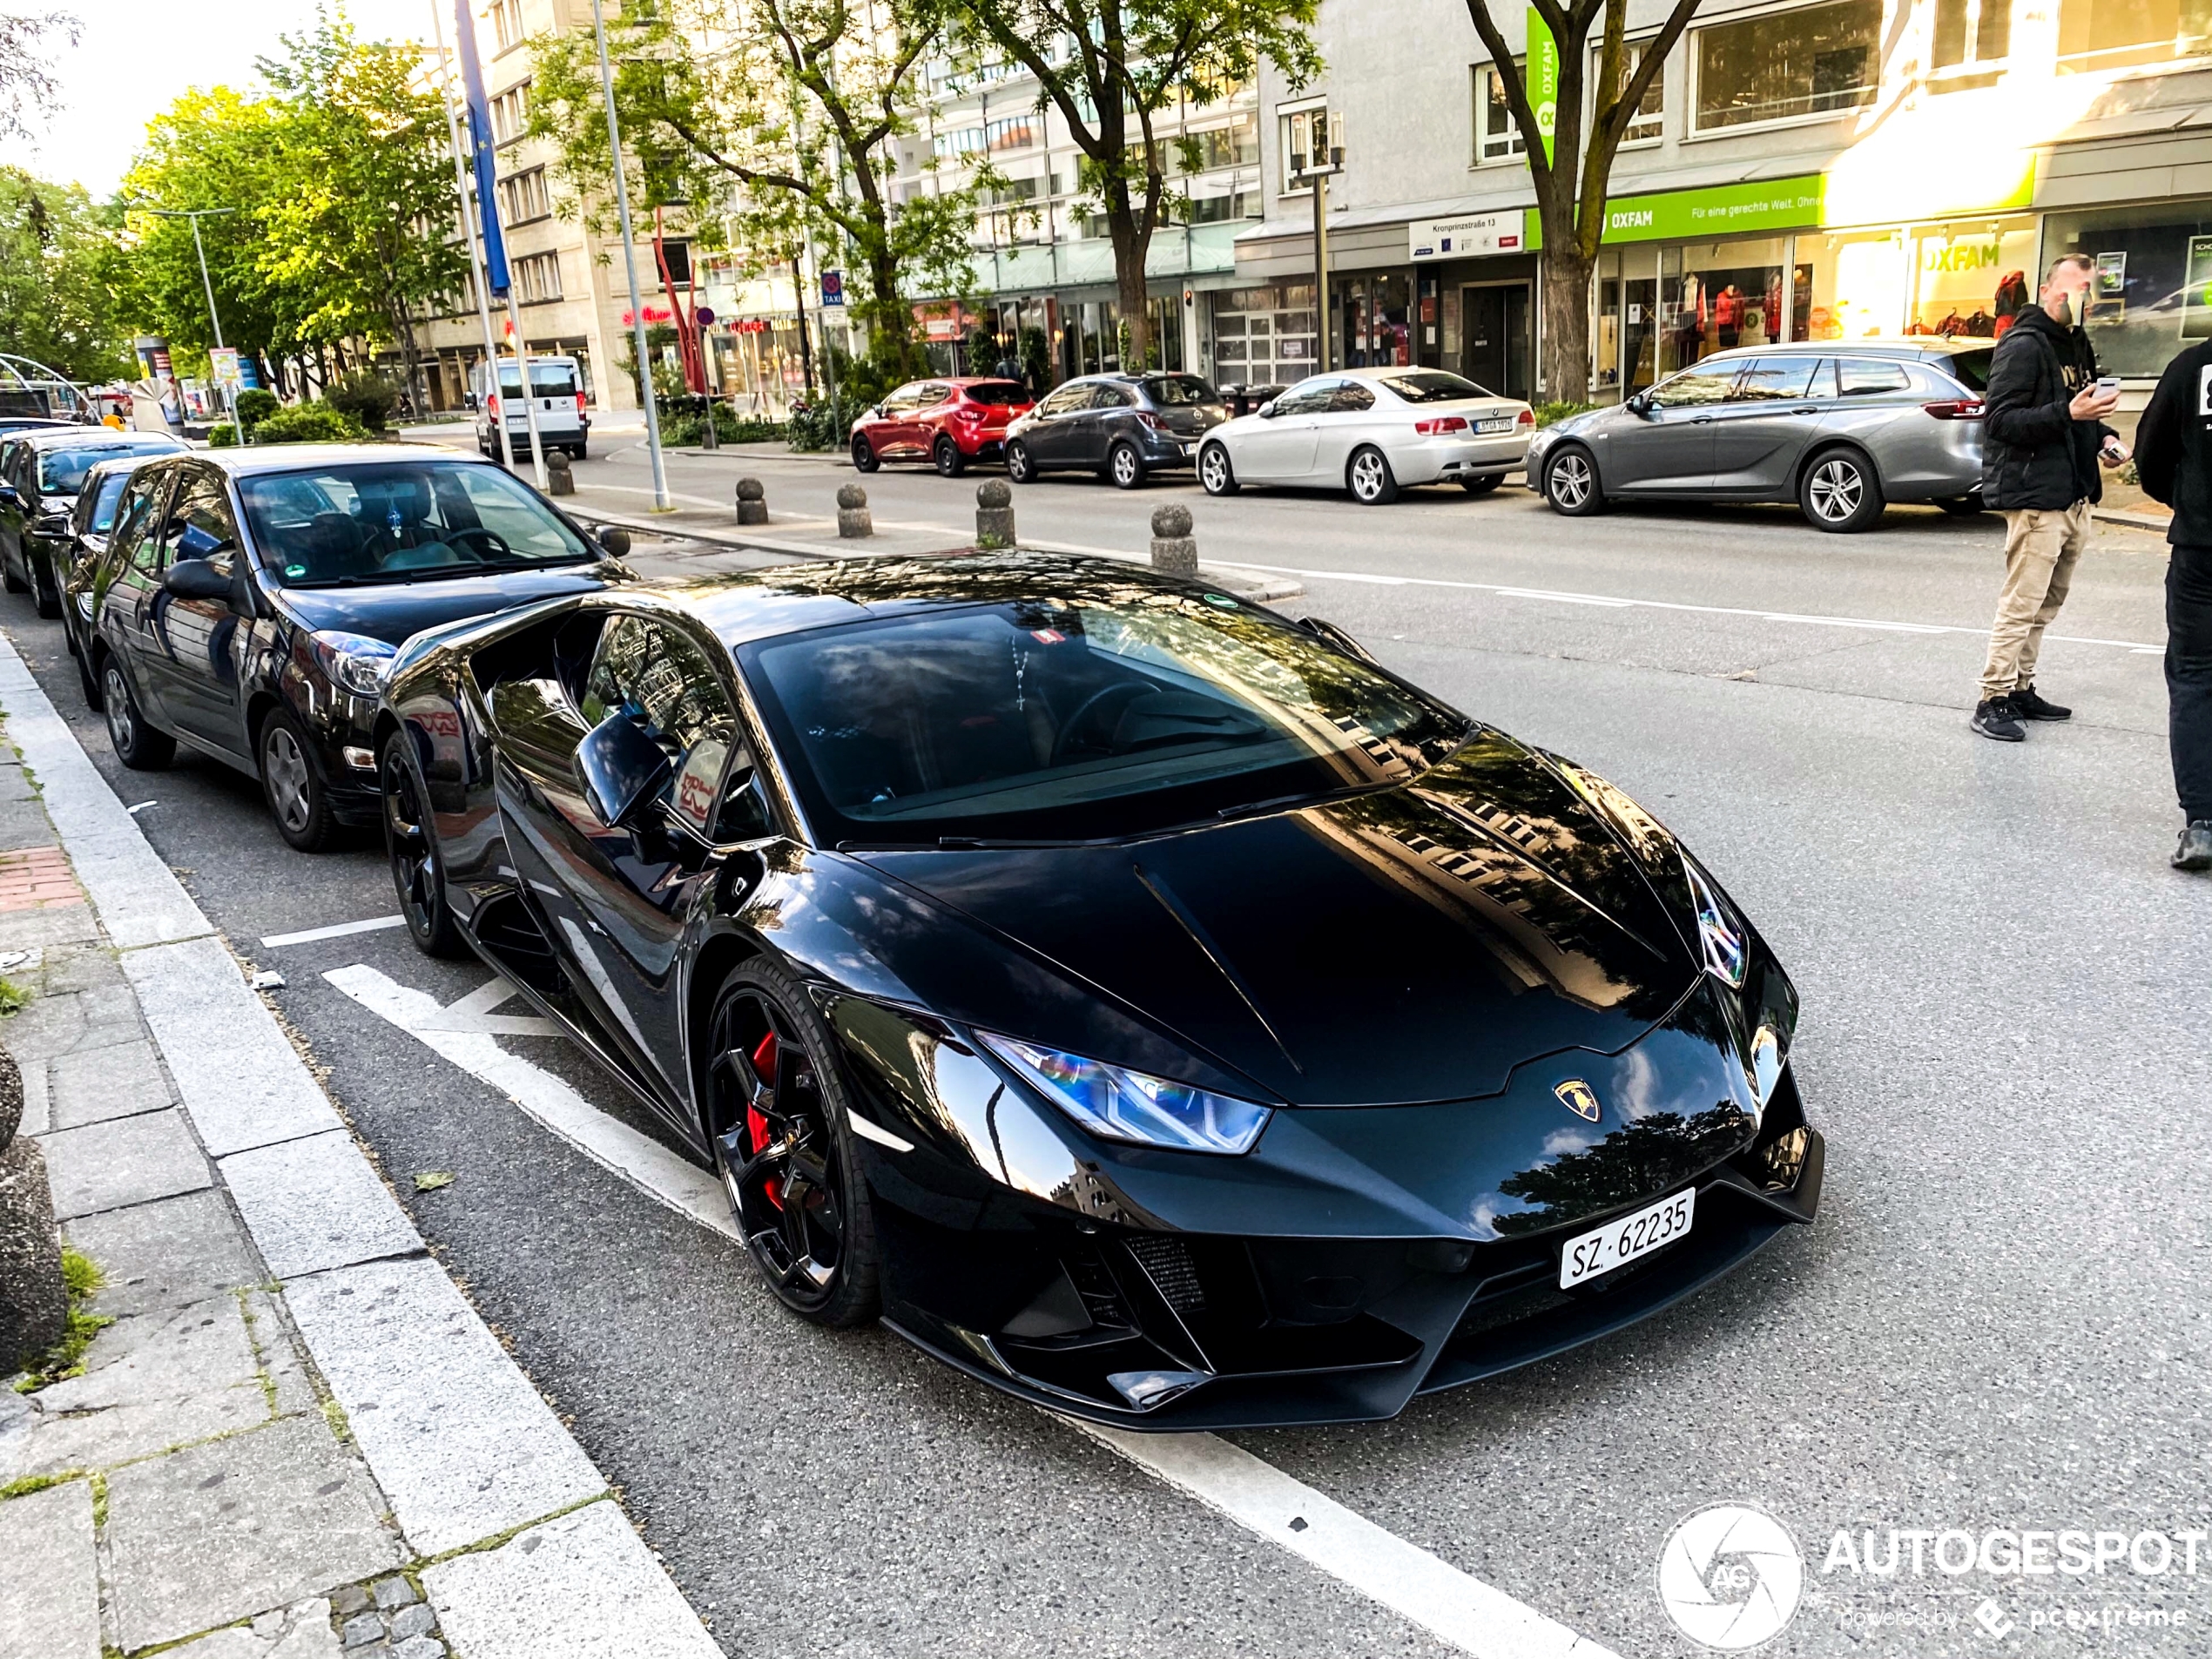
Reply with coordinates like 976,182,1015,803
850,378,1034,475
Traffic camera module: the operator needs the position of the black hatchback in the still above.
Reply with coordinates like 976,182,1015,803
86,444,628,851
1005,373,1228,489
0,428,185,617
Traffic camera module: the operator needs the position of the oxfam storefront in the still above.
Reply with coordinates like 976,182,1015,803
1571,172,2040,401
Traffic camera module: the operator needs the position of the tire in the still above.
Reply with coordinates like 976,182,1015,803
1460,474,1503,496
706,957,880,1327
1799,448,1885,533
257,705,336,853
570,443,589,462
933,435,966,476
381,731,466,958
1937,493,1984,516
1543,446,1605,516
33,552,60,620
850,435,880,473
1108,442,1146,489
1006,439,1036,484
1347,445,1399,505
1198,442,1239,496
101,657,173,769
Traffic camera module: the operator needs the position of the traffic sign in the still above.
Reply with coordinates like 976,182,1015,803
696,307,717,327
821,270,845,307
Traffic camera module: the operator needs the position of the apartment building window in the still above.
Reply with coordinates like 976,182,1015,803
1189,191,1258,224
986,116,1035,152
1472,63,1527,164
1693,0,1880,132
2057,0,2211,70
512,250,562,304
498,166,550,226
933,126,985,158
489,0,524,51
1599,41,1666,145
1933,0,2012,70
489,83,529,144
1191,114,1259,170
1279,102,1339,192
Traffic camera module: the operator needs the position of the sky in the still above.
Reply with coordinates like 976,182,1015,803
10,0,442,197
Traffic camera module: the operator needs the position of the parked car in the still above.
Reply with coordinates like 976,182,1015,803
374,553,1819,1429
0,428,185,617
1197,368,1534,505
848,378,1033,475
1005,373,1231,489
0,415,77,436
59,451,183,705
472,354,590,460
1526,339,1995,533
88,444,627,852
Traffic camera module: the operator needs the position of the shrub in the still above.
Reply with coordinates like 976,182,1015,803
1533,400,1597,428
251,402,362,444
656,400,787,446
206,421,239,448
324,373,401,433
233,388,279,430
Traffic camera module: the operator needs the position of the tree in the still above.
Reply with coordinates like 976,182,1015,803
0,169,131,383
1461,0,1696,401
528,0,983,378
936,0,1320,370
0,10,77,142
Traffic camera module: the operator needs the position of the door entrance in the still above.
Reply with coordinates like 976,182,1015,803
1460,283,1531,401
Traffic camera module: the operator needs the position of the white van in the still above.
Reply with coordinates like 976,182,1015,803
470,354,589,460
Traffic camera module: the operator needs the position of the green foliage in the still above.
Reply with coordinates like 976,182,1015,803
324,372,400,433
788,346,899,451
251,402,361,444
0,978,28,1015
657,401,789,446
1017,327,1051,393
207,421,240,448
234,387,279,429
0,169,132,385
14,1248,111,1393
1533,401,1596,428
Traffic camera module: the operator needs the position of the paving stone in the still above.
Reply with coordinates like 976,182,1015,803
37,1107,210,1219
0,901,99,951
246,1289,320,1418
341,1611,385,1647
332,1583,373,1620
0,795,56,851
219,1130,421,1280
388,1602,435,1640
372,1577,419,1611
4,1291,266,1478
64,1189,262,1320
165,1596,345,1659
16,1054,45,1136
0,1477,100,1659
105,1415,401,1652
37,943,122,995
389,1638,442,1659
48,1036,171,1129
5,981,142,1062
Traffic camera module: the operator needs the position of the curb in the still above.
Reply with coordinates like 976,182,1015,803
2092,507,2172,534
0,633,722,1659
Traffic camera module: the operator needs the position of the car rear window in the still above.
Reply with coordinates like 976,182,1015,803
39,442,177,494
1374,370,1492,403
1942,348,1993,392
964,383,1029,406
1143,374,1220,406
497,364,580,398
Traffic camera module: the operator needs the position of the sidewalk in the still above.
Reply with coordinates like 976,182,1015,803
0,642,723,1658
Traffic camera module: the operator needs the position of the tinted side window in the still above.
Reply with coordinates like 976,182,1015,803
1090,384,1136,410
162,470,240,570
1943,348,1993,392
1038,383,1090,416
112,470,172,577
583,617,744,834
1735,358,1821,401
1837,359,1912,397
1330,384,1378,413
1650,365,1740,408
883,384,926,415
1271,382,1340,417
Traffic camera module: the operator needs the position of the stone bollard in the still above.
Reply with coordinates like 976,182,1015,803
837,482,873,539
0,1045,68,1372
736,476,768,526
544,448,575,496
975,479,1015,550
1150,502,1197,577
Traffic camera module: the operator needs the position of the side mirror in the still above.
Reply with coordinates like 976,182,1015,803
594,524,631,556
162,557,234,602
464,393,479,411
1297,615,1380,666
577,710,671,831
1257,400,1278,419
871,404,887,420
1626,392,1654,415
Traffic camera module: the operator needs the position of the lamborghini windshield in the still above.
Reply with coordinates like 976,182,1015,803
741,592,1472,844
238,462,596,587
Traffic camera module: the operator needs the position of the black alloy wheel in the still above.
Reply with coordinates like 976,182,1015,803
1347,445,1399,506
850,435,880,473
1799,448,1885,533
258,705,335,853
1108,442,1145,489
1198,442,1238,496
1006,439,1037,484
381,733,465,957
1543,446,1604,516
708,960,880,1326
102,658,173,769
934,435,966,476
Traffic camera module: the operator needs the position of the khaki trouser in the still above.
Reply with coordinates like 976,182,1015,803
1980,502,2092,701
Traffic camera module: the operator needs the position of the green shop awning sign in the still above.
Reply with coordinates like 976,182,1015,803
1521,167,2033,250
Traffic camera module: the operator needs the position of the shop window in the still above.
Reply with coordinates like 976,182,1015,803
1932,0,2012,73
2057,0,2212,70
1663,239,1791,369
1473,63,1527,163
1803,229,1911,340
1597,41,1667,145
1693,0,1880,132
2045,199,2212,377
1907,219,2036,337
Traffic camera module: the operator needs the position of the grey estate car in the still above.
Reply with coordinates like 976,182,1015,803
1527,338,1994,533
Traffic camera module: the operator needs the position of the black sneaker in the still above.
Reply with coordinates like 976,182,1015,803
1971,697,2026,741
2175,820,2212,872
2011,684,2072,721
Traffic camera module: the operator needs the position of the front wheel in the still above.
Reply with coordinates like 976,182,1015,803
933,435,966,476
708,959,880,1326
1198,443,1239,496
1542,446,1604,516
1108,442,1145,489
1347,445,1399,505
259,706,335,853
850,435,880,473
102,658,173,769
1006,439,1037,484
381,732,466,958
1799,449,1885,533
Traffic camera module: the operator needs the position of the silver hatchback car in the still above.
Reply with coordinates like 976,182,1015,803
1527,339,1994,533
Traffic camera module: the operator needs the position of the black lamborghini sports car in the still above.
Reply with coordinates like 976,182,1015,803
376,555,1821,1429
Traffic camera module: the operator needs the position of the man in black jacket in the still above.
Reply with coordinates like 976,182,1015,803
2126,343,2212,871
1973,253,2124,741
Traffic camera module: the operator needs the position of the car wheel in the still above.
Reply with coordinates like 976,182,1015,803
1459,474,1503,496
851,435,880,473
102,658,173,769
1543,446,1605,516
381,732,466,958
707,957,880,1327
1799,448,1885,533
934,435,966,476
1199,442,1239,496
32,553,61,620
258,706,335,853
1108,442,1146,489
1347,445,1399,505
570,443,589,462
1007,439,1036,484
1936,493,1984,516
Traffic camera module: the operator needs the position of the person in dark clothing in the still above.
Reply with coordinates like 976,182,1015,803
1971,253,2126,742
2124,343,2212,870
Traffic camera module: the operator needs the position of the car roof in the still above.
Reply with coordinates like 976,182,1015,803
78,452,173,482
17,428,184,452
1699,338,1993,362
181,443,508,476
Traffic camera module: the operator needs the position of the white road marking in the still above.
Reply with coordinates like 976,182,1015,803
261,914,408,948
125,799,156,813
328,963,1615,1659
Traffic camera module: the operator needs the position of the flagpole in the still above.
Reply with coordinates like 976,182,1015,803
428,0,513,472
590,0,668,510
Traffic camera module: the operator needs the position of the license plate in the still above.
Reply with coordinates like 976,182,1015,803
1559,1187,1695,1289
1476,417,1514,434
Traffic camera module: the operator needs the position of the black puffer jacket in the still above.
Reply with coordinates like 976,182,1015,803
1980,307,2112,510
2133,341,2212,545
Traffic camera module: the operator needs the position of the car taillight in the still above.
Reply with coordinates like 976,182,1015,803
1413,416,1469,435
1923,400,1984,420
1517,407,1535,427
487,392,499,415
576,392,587,415
1137,410,1169,431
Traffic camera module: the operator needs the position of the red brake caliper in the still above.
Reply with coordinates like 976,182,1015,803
746,1031,782,1209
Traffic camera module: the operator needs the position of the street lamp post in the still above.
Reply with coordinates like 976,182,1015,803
145,207,240,431
430,0,515,473
590,0,669,511
1291,117,1342,375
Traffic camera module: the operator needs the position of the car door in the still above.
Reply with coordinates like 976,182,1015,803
1817,356,1920,458
103,465,182,719
1024,381,1093,467
874,383,927,455
1708,356,1826,496
1306,381,1379,483
1606,361,1741,493
0,442,27,579
1073,383,1133,468
1235,381,1335,481
143,465,251,757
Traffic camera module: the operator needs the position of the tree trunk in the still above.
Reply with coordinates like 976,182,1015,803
1540,240,1595,407
1106,192,1153,370
860,241,921,378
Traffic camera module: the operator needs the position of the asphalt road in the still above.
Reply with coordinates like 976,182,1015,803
10,433,2208,1659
